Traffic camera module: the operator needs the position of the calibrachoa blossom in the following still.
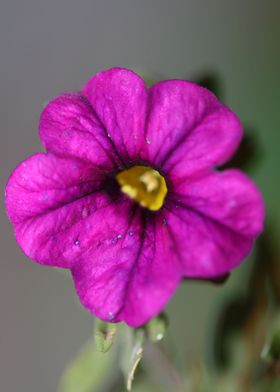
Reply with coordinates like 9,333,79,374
5,68,264,327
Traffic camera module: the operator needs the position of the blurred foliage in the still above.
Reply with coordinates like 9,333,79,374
58,336,118,392
196,72,223,100
262,316,280,363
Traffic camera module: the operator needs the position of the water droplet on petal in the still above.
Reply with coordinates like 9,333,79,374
129,231,134,237
107,133,111,138
145,137,151,145
108,311,115,321
111,233,122,244
74,239,80,246
162,217,167,225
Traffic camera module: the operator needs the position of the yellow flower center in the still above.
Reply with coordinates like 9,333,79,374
116,166,168,211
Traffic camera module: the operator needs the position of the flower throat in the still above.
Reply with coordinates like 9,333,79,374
116,166,167,211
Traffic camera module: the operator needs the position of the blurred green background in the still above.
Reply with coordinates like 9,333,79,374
0,1,279,391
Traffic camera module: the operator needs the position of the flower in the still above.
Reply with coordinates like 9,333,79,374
5,68,264,327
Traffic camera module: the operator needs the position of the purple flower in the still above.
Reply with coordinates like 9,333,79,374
5,68,264,327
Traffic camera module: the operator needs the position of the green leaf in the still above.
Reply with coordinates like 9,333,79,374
146,313,168,342
120,327,145,391
94,319,118,353
58,337,116,392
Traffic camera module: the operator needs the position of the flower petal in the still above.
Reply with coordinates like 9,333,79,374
145,80,242,177
72,210,180,327
39,92,119,169
83,68,148,162
5,153,106,268
163,170,264,278
163,205,254,279
171,169,265,238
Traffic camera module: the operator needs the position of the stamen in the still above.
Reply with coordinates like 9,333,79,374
116,166,167,211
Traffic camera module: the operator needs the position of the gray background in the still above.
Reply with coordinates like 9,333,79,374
1,1,279,391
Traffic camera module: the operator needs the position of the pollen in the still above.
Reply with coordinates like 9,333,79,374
116,166,167,211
